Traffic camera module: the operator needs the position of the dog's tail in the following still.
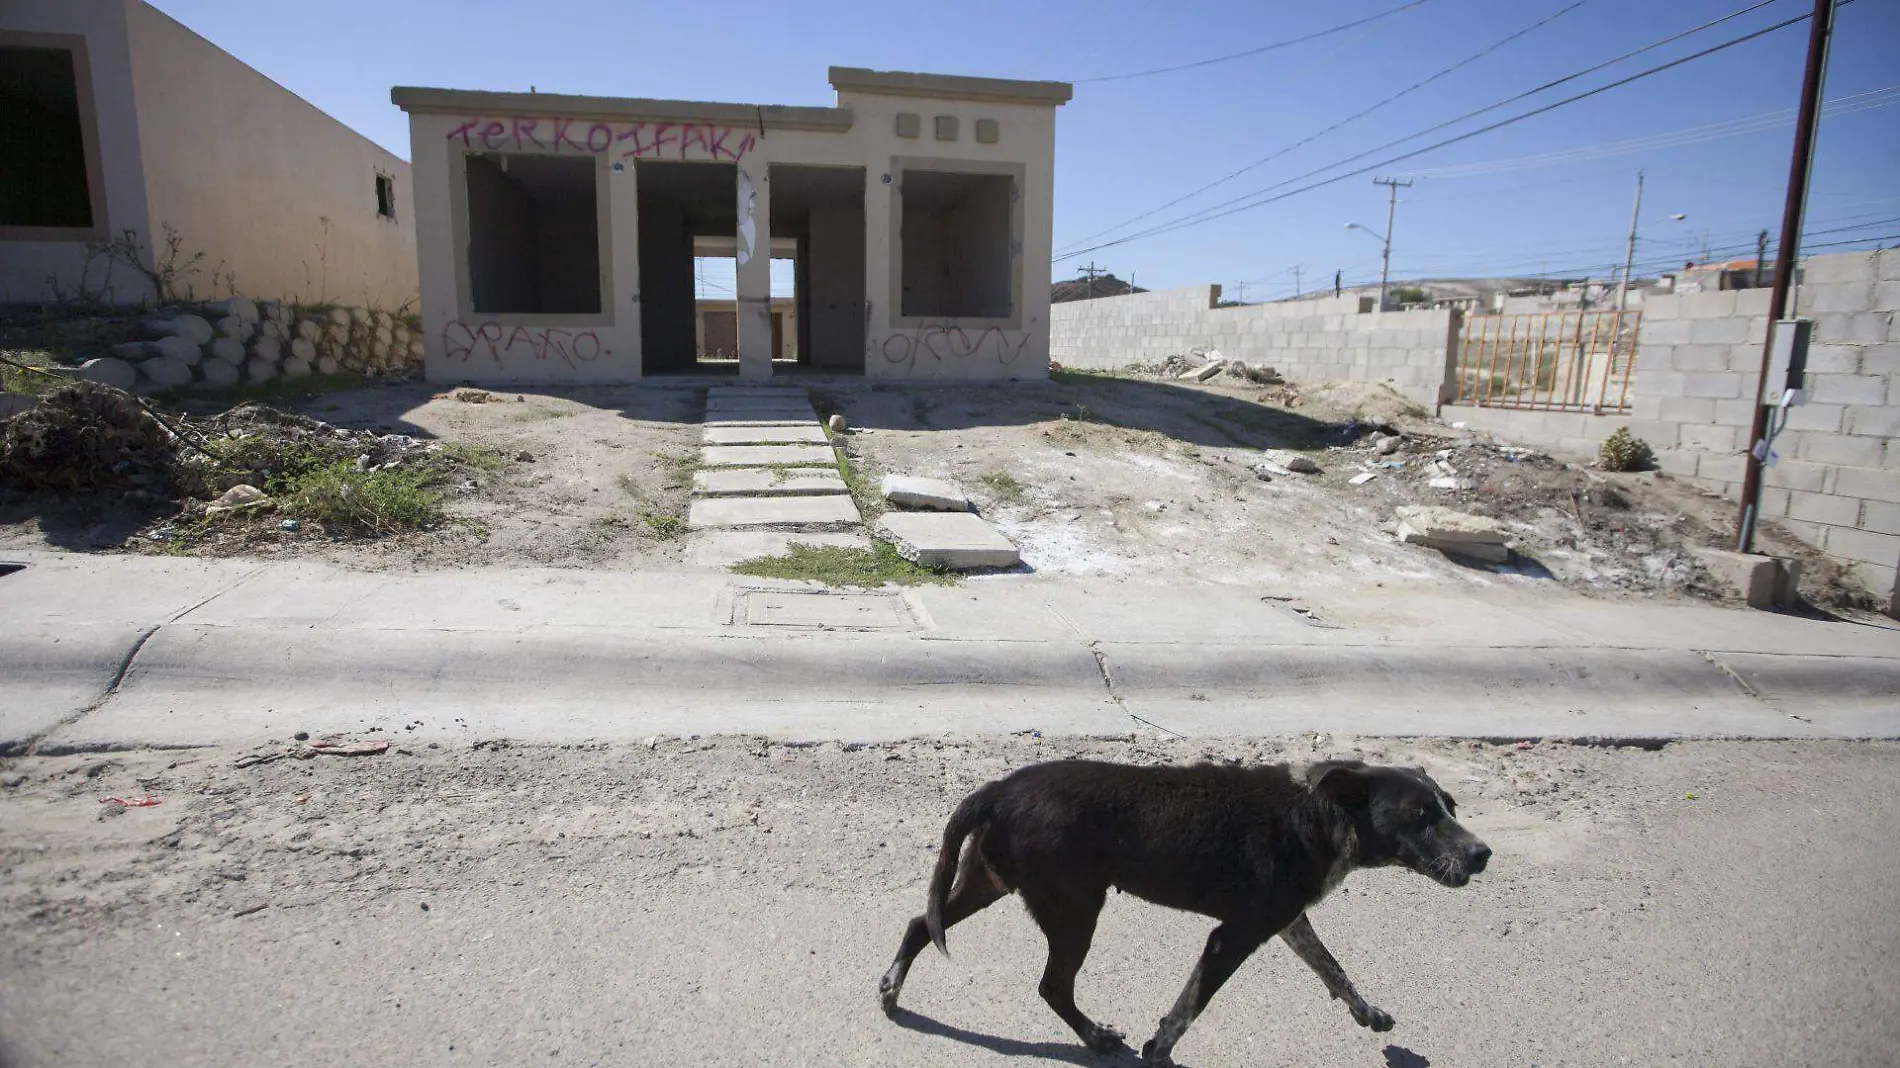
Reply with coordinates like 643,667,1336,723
925,782,996,957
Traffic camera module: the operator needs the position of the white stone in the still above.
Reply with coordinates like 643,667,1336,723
252,336,283,363
208,337,246,365
694,468,850,497
146,314,213,345
245,358,279,383
109,341,149,360
687,495,861,530
207,297,259,323
149,335,202,364
1394,505,1509,555
374,325,394,348
259,300,287,323
325,323,348,346
206,484,270,514
199,358,241,388
1262,450,1320,474
876,511,1020,570
281,356,313,379
881,474,971,511
327,307,353,328
407,339,424,358
297,320,323,342
137,354,194,389
257,319,287,341
215,316,252,342
827,413,847,433
290,337,317,363
371,339,392,360
77,357,137,391
316,355,341,375
1181,360,1223,382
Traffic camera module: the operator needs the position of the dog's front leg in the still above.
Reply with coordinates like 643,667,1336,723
1140,923,1264,1066
1279,913,1393,1032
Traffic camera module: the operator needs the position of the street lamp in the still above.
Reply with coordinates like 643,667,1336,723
1345,221,1392,311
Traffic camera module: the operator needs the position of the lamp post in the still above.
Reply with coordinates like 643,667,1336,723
1345,221,1389,310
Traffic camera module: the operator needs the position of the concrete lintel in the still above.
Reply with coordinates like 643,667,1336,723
390,86,854,132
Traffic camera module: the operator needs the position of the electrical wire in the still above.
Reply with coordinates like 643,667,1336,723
1074,0,1434,83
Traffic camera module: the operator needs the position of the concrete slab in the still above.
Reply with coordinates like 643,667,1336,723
706,387,808,400
694,468,849,497
688,495,861,530
741,589,911,630
881,474,971,511
702,425,830,446
703,411,817,427
705,395,819,413
699,444,836,467
688,531,869,567
0,622,150,753
876,511,1020,569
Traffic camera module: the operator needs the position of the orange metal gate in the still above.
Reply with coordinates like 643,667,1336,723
1454,309,1640,412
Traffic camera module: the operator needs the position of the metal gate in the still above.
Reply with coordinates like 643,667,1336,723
1454,310,1640,412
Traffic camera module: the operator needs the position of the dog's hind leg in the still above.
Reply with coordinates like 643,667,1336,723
1279,913,1393,1032
1140,923,1266,1067
879,845,1008,1014
1022,884,1125,1053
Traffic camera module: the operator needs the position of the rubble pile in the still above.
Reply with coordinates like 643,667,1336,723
0,381,182,493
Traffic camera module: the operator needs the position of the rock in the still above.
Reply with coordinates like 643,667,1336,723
258,319,288,341
290,337,317,363
109,341,150,361
281,356,312,379
245,358,279,383
208,337,246,365
876,512,1020,570
252,336,282,363
259,300,286,323
325,323,348,346
1180,360,1223,382
296,320,323,342
881,474,971,511
76,357,138,392
1427,476,1472,490
374,325,394,348
1349,471,1378,485
827,413,847,433
147,335,200,364
198,358,241,388
137,354,194,390
1262,450,1320,474
206,484,270,515
407,338,425,359
206,297,259,323
316,355,341,375
1394,505,1511,562
1690,547,1801,610
1375,436,1403,456
327,307,352,328
145,314,213,345
371,339,391,360
216,316,252,342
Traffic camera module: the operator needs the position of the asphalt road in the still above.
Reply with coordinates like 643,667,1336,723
3,734,1897,1067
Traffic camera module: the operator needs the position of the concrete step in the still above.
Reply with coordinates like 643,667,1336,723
700,444,837,468
694,468,849,498
706,386,807,398
688,494,862,530
702,425,831,446
705,395,819,413
876,511,1021,570
687,531,870,567
703,411,820,427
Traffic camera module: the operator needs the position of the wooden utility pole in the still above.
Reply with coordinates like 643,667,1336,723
1334,269,1342,298
1607,169,1644,369
1738,0,1836,554
1078,262,1105,301
1292,265,1304,299
1755,229,1770,288
1371,177,1412,311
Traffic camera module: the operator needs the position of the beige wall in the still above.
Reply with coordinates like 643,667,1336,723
0,0,152,303
122,2,416,308
399,70,1064,384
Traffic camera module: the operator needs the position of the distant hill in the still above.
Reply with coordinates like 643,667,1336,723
1052,273,1146,303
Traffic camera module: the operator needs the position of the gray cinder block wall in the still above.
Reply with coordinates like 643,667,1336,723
1049,285,1459,406
1626,249,1899,598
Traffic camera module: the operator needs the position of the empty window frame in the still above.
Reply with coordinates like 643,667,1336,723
375,172,396,219
0,42,99,232
463,153,601,315
899,170,1013,319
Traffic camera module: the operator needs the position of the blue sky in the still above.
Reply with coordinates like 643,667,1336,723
153,0,1900,301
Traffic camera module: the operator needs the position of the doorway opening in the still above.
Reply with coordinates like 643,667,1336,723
771,164,866,373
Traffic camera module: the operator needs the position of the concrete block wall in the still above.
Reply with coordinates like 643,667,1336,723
1440,405,1630,458
1626,249,1900,599
1049,286,1457,406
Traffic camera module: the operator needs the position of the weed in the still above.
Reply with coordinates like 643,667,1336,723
1598,427,1656,472
980,470,1026,503
277,462,441,535
834,447,883,517
657,452,699,492
0,351,64,397
434,442,508,472
1061,405,1096,423
640,511,688,539
730,540,954,587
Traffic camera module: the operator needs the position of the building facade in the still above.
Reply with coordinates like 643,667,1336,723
393,68,1070,383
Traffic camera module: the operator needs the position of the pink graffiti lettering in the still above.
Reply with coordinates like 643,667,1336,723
448,117,755,161
875,325,1035,372
441,321,607,370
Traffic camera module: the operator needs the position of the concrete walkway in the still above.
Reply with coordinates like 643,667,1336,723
685,386,867,564
2,549,1895,752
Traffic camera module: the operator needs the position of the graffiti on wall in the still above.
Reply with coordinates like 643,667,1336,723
871,323,1038,373
446,118,757,162
441,320,607,369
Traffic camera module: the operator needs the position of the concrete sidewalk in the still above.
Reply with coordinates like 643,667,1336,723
2,549,1895,752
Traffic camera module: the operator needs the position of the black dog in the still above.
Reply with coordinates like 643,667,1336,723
879,758,1491,1065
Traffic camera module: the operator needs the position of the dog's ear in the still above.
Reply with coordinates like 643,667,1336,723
1308,761,1368,806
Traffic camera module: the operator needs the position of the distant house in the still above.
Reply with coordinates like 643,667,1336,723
2,0,417,307
1673,258,1780,294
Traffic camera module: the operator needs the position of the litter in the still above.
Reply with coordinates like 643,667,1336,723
303,740,390,757
100,795,162,807
1349,472,1378,485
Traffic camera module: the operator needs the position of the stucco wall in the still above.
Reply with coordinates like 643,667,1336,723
123,1,416,308
1048,287,1458,406
0,0,153,303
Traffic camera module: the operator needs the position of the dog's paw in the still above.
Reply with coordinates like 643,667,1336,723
1084,1023,1127,1053
1138,1038,1175,1066
1352,1002,1395,1032
877,975,901,1016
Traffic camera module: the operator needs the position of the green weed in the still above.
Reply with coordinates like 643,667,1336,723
730,540,954,587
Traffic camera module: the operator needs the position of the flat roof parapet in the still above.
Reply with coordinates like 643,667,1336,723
827,67,1073,107
390,87,854,131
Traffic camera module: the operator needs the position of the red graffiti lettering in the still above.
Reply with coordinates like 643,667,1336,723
679,125,708,158
616,123,647,157
447,117,755,161
441,321,608,370
479,121,506,150
874,324,1036,372
512,118,543,149
587,123,613,153
650,123,677,156
447,120,479,146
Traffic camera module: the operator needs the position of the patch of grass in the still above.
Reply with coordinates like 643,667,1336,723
0,350,68,397
834,447,883,517
277,462,442,535
434,442,508,472
512,405,576,422
980,470,1026,503
730,540,954,587
657,451,699,492
639,511,688,539
1050,367,1120,383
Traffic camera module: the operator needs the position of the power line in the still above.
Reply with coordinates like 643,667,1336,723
1055,1,1850,262
1058,0,1596,253
1074,0,1433,83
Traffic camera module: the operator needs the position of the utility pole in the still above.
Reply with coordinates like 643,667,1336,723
1755,229,1769,288
1607,169,1644,369
1739,0,1836,554
1292,265,1304,299
1079,262,1105,301
1371,177,1412,311
1232,281,1249,304
1333,269,1341,298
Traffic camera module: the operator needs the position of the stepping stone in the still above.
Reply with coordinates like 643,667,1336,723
695,468,849,497
700,444,836,467
688,531,869,567
706,395,818,413
881,474,970,511
704,410,819,427
702,424,831,446
876,512,1021,570
688,494,861,530
707,386,806,399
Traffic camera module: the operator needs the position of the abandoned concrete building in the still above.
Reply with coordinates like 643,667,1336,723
392,68,1071,383
1,0,417,307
